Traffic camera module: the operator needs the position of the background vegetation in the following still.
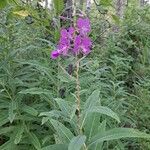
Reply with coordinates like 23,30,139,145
0,0,150,149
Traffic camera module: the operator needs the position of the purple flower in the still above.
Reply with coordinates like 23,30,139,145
60,29,68,37
68,27,75,35
77,18,91,35
57,36,70,56
81,37,92,54
60,27,75,39
57,43,69,56
73,35,92,55
73,35,82,54
50,17,92,59
58,37,70,47
51,50,60,59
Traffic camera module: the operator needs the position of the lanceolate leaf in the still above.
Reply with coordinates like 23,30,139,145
84,113,100,140
53,0,64,15
0,0,8,9
50,119,74,143
100,0,112,6
14,124,24,144
42,144,68,150
19,87,50,95
8,101,16,123
0,126,15,135
22,105,38,116
55,98,71,117
28,132,41,150
111,14,120,25
39,110,62,119
68,135,86,150
13,10,29,17
87,106,120,123
88,120,106,150
84,90,100,110
0,140,14,150
0,115,9,127
88,128,150,147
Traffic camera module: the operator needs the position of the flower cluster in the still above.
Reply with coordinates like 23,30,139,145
51,18,92,59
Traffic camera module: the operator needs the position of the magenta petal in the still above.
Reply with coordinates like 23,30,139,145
81,37,92,55
60,29,68,37
81,46,91,55
59,37,69,46
77,18,91,35
73,35,82,54
51,50,59,59
82,37,92,47
74,35,82,45
77,18,84,29
62,47,69,56
68,27,75,35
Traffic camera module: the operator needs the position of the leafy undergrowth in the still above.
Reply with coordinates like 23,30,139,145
0,2,150,150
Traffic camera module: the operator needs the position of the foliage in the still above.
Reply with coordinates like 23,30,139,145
0,0,150,150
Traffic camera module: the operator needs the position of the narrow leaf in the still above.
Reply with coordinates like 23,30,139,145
53,0,64,15
19,87,50,95
14,124,24,144
88,120,106,150
88,128,150,147
0,126,15,135
0,0,8,9
55,98,71,117
84,113,100,140
13,10,29,17
84,90,100,110
42,144,68,150
8,101,16,123
28,132,41,150
50,119,74,143
87,106,120,123
68,135,86,150
22,105,38,116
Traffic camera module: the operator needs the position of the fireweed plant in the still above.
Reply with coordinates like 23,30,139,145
51,18,92,59
0,6,150,150
48,17,150,150
51,17,92,137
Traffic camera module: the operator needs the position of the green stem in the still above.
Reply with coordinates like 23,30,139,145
75,58,88,150
75,58,81,133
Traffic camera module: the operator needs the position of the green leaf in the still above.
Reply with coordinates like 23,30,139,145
84,113,100,140
0,140,13,150
68,135,86,150
14,124,24,144
0,126,15,135
22,105,38,116
50,119,74,143
100,0,112,6
41,117,49,125
42,144,68,150
0,0,8,9
88,120,106,150
16,60,55,85
28,132,41,150
19,87,50,95
84,90,100,110
111,14,120,25
8,101,16,123
53,0,64,15
55,98,71,117
87,106,120,123
0,115,9,126
88,128,150,147
39,110,62,118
